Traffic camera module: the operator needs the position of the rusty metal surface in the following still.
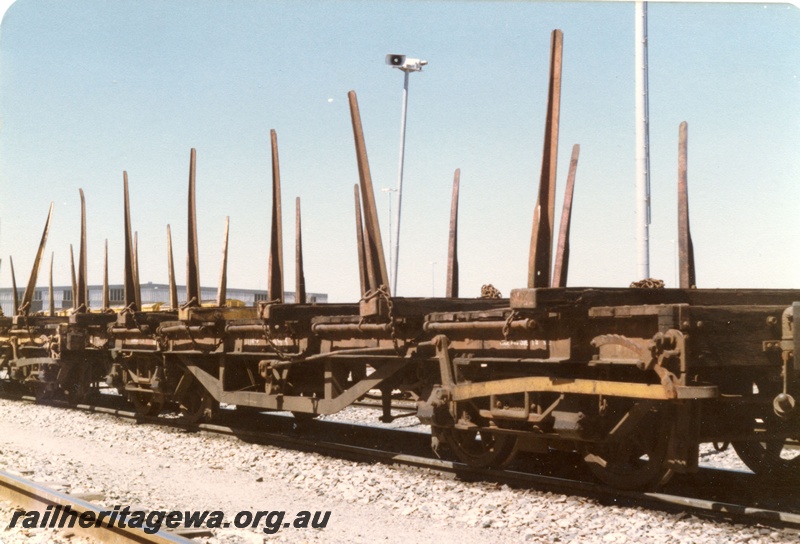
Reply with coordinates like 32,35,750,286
20,203,54,315
295,197,307,304
349,90,390,293
76,189,88,311
69,244,77,311
552,144,579,288
268,129,284,303
166,225,178,310
216,217,230,307
678,121,696,289
446,169,460,298
9,256,18,315
353,184,369,296
133,231,142,308
186,149,201,307
122,172,138,310
510,286,800,309
528,29,563,289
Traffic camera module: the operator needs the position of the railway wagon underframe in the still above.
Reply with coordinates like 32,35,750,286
4,315,67,400
408,287,800,489
110,309,178,416
153,303,413,422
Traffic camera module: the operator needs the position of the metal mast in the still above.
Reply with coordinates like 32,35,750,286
386,54,426,295
635,0,651,280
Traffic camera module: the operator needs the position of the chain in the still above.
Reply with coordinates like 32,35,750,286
502,310,519,340
122,302,171,353
629,278,665,289
121,303,144,333
481,284,502,298
261,321,293,361
262,299,293,361
361,285,401,355
181,320,200,351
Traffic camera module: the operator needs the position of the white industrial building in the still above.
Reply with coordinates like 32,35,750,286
0,283,326,315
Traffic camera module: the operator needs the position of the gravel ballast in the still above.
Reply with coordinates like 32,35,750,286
0,398,795,543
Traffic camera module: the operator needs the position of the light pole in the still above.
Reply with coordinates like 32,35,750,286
635,0,651,281
381,187,397,287
430,261,437,297
386,53,427,296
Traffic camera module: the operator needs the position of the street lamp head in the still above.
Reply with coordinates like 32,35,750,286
385,54,427,72
386,54,405,66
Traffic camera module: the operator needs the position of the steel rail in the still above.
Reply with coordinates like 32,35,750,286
0,469,195,544
158,414,800,530
8,393,800,531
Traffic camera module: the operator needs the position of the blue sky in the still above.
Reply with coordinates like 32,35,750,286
1,1,798,302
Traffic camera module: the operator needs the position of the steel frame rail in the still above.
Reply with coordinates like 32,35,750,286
0,469,194,544
9,395,800,532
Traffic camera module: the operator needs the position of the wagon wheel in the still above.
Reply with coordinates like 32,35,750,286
440,403,518,469
24,360,58,402
29,372,57,402
583,416,673,490
178,375,219,424
32,381,56,403
731,380,800,481
0,363,23,398
62,363,91,405
733,435,800,480
63,379,91,405
732,414,800,480
128,391,164,417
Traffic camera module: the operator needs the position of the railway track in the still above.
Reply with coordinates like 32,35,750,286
4,391,800,535
0,469,198,543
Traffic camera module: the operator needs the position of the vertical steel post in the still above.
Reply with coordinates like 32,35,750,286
216,217,229,307
348,90,390,293
635,0,652,280
528,29,563,288
123,172,138,310
268,130,285,303
186,149,201,307
446,169,460,298
167,225,178,310
391,71,410,295
77,189,88,311
354,185,369,296
552,144,580,288
69,245,77,311
9,256,18,315
295,197,306,305
20,203,54,315
678,121,696,288
133,232,141,309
